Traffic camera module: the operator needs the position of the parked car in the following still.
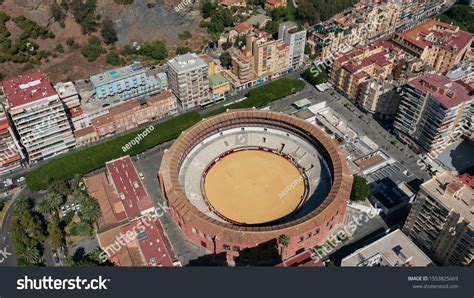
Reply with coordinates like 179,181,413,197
16,176,26,183
139,173,145,180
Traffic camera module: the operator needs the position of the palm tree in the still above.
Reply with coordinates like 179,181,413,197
21,246,40,265
72,189,101,230
278,234,290,257
35,191,65,216
35,198,55,215
78,194,101,228
47,191,66,213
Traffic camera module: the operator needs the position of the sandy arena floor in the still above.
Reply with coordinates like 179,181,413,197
204,150,305,225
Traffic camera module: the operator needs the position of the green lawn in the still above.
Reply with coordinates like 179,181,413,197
205,77,305,116
26,77,304,190
300,67,328,86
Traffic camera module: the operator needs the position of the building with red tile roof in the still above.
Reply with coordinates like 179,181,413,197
233,22,252,35
89,90,177,139
1,70,75,163
330,39,405,102
106,156,154,220
90,156,180,266
84,172,128,230
393,20,473,74
124,218,178,266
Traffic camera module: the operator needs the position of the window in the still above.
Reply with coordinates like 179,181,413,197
297,236,304,243
306,233,312,239
191,227,197,234
314,228,320,235
223,244,230,251
232,246,240,252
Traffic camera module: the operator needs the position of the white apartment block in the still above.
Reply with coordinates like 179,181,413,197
278,21,307,68
2,70,76,164
167,53,210,110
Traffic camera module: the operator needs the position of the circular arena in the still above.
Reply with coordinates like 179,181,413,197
159,110,352,262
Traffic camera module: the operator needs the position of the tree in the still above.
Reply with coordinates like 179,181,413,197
19,246,41,265
81,36,106,62
278,234,290,256
176,46,190,55
74,190,101,228
35,197,55,215
138,40,167,62
201,0,216,19
106,51,125,66
101,17,118,45
350,175,370,201
48,216,65,251
51,3,65,23
70,0,97,34
10,198,46,266
219,51,231,69
55,43,64,53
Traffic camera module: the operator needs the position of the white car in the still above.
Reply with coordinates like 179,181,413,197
139,173,145,180
17,176,26,183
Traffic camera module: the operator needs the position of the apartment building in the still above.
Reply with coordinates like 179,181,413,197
403,171,473,266
396,0,445,32
358,79,402,120
90,61,168,101
330,40,405,102
307,22,346,61
0,106,23,174
307,2,402,61
167,53,210,109
394,74,472,153
393,20,473,74
54,81,80,109
91,90,177,138
2,70,75,163
341,229,433,267
231,49,255,84
278,21,307,68
247,31,290,78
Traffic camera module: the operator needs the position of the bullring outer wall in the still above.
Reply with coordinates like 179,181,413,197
158,109,353,262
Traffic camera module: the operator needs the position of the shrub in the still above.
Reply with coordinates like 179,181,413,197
81,36,106,62
106,51,125,66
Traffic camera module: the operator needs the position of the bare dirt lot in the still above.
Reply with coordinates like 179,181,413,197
0,0,208,83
